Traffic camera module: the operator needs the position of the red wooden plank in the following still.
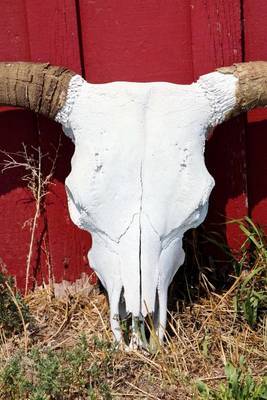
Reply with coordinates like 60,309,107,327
190,0,242,78
0,0,30,61
23,0,95,285
78,0,193,83
0,110,44,290
24,0,82,73
190,0,248,251
0,1,95,289
37,120,93,284
243,0,267,229
0,1,46,290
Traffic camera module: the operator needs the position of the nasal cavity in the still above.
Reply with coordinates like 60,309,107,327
119,287,133,346
119,287,161,348
144,288,160,342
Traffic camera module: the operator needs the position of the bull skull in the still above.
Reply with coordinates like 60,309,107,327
0,61,266,347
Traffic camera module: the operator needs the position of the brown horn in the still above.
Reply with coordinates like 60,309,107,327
217,61,267,116
0,62,75,120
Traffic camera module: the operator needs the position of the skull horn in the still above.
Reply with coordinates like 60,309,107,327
1,61,267,123
0,62,76,120
218,61,267,116
198,61,267,127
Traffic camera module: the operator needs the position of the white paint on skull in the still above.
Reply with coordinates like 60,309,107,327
56,71,238,342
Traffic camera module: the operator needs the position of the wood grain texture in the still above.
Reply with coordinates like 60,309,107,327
243,0,267,229
37,119,93,285
78,0,194,83
0,1,43,289
190,0,242,78
0,1,95,290
0,0,30,61
191,0,248,251
0,110,44,289
23,0,95,286
24,0,82,73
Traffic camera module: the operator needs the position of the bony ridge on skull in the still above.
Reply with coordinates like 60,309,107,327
0,61,266,348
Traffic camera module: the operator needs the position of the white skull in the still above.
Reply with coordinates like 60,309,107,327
55,71,237,346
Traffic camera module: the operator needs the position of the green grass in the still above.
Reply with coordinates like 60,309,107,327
0,335,115,400
197,357,267,400
231,217,267,328
0,271,31,337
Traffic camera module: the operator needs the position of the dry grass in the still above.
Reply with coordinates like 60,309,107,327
0,218,266,399
0,279,266,399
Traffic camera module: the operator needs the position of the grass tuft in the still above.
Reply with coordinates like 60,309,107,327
0,271,31,337
197,356,267,400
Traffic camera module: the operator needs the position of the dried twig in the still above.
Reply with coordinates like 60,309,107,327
1,133,62,294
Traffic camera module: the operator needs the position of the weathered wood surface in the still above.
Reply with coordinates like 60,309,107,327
190,0,247,252
0,0,94,290
243,0,267,229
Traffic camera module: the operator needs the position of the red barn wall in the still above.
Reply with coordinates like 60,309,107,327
0,1,266,290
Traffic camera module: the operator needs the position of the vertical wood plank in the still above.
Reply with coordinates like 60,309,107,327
24,0,82,72
0,1,43,289
0,0,30,60
190,0,242,78
23,0,94,285
0,111,43,289
78,0,194,83
0,1,94,289
190,0,248,251
243,0,267,229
